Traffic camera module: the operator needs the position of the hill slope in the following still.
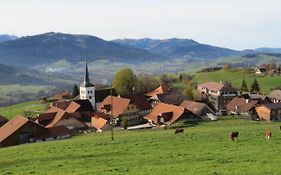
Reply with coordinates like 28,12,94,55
0,118,280,174
113,38,240,59
0,32,163,67
0,34,17,43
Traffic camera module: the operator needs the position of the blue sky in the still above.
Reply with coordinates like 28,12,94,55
0,0,280,50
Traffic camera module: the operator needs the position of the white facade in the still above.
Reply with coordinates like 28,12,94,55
80,86,95,108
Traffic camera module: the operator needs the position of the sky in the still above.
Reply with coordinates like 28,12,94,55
0,0,280,50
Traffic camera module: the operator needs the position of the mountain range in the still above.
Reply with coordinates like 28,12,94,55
0,34,18,43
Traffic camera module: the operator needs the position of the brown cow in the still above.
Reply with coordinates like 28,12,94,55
175,128,184,134
279,126,281,131
230,132,239,141
265,129,272,140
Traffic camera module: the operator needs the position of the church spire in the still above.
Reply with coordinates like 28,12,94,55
80,61,94,87
84,61,90,83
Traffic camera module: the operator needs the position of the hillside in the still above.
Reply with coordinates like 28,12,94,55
0,34,17,43
192,69,281,93
0,32,163,67
113,38,240,59
0,118,280,174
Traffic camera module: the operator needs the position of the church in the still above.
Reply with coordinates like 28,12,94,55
79,62,96,109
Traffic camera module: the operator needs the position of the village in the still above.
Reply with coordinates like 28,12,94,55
0,62,280,148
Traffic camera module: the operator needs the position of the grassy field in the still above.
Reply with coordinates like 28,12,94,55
172,69,281,94
0,100,49,119
1,117,281,175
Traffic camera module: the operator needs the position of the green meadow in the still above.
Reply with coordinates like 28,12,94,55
0,100,49,119
1,117,281,175
173,69,281,94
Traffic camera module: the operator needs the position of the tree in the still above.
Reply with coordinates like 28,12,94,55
184,86,194,101
122,117,128,129
113,68,138,95
137,74,159,93
250,78,260,93
179,74,182,82
72,84,80,98
240,79,249,92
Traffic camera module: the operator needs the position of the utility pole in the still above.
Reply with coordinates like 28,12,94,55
110,87,114,141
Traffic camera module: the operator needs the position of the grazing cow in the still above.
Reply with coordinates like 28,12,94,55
279,126,281,131
230,132,239,141
175,128,184,134
265,129,272,140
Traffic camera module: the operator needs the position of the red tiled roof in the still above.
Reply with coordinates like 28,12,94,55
198,82,225,91
91,115,108,129
226,97,257,112
144,103,185,125
36,112,57,123
146,84,171,97
98,96,130,118
65,101,81,113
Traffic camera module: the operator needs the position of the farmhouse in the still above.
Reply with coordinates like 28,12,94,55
268,90,281,103
146,84,173,107
197,81,240,113
255,103,281,122
0,115,8,127
180,100,215,119
226,97,258,119
0,116,71,147
144,103,197,125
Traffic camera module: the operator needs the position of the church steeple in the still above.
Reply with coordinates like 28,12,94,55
80,61,96,109
81,62,94,87
84,61,90,83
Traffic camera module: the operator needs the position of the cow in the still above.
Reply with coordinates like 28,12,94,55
175,128,184,134
279,126,281,131
265,129,272,140
230,132,239,141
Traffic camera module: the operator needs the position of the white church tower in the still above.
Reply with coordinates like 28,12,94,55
80,62,96,109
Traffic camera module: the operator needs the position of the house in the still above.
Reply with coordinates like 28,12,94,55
255,67,267,75
95,88,118,109
0,116,71,148
45,106,88,131
146,84,172,106
180,100,215,119
226,97,258,119
241,93,271,104
91,114,110,132
99,96,145,126
0,115,8,127
144,103,197,125
255,103,281,122
268,90,281,103
35,101,88,131
197,81,240,113
120,93,152,115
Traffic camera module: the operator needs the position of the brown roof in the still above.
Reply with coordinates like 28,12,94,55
52,101,72,111
34,126,71,139
46,107,66,128
146,84,171,97
120,93,152,111
91,115,108,129
144,103,185,125
198,82,238,92
268,90,281,100
98,96,130,118
226,97,257,112
0,116,44,142
180,100,210,116
36,112,57,123
54,91,72,100
198,82,225,91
